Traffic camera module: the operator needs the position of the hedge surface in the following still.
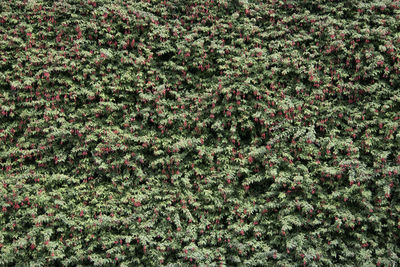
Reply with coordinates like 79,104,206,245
1,0,400,266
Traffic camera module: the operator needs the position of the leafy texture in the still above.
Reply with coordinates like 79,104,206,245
1,0,400,266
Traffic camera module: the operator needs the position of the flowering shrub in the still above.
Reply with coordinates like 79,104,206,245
1,0,400,266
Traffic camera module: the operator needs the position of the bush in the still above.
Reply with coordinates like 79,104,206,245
1,0,399,266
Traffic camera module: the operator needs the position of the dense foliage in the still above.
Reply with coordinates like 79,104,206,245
1,0,400,266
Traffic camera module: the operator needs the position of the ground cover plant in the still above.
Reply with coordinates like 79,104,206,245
1,0,400,266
